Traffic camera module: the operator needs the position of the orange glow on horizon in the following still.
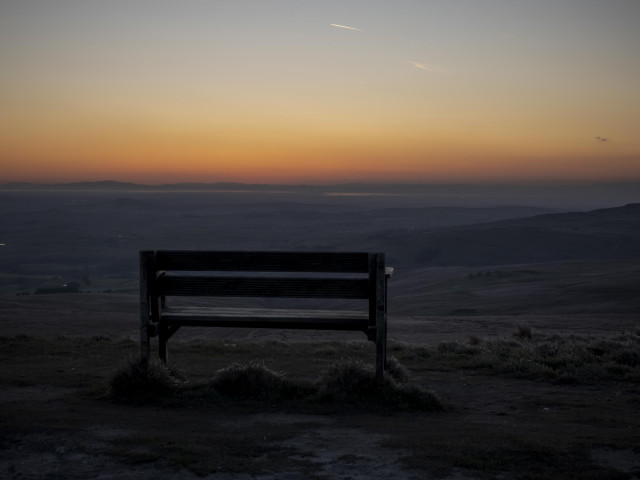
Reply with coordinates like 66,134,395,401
2,110,639,185
2,86,638,184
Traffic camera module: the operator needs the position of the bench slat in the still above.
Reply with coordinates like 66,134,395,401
160,307,369,331
154,250,370,273
157,275,369,299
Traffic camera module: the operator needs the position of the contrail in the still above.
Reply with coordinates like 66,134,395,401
407,61,447,74
330,24,363,32
331,24,436,50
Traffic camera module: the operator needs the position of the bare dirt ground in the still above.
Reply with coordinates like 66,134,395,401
1,294,639,479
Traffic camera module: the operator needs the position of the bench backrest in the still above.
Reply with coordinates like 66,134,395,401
141,250,385,301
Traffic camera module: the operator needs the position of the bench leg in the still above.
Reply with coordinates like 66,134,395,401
382,322,388,370
376,325,387,383
159,325,168,364
372,252,387,383
140,324,150,365
375,314,387,383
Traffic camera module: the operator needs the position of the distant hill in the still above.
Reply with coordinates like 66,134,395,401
373,203,640,267
2,180,144,190
2,180,640,209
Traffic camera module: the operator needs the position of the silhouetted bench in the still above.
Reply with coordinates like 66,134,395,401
140,250,393,380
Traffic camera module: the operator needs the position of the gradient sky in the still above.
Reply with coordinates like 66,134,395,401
1,0,639,184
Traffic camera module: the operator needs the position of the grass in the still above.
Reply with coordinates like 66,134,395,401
424,329,640,383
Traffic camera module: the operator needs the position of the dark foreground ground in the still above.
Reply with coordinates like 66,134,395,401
1,296,639,480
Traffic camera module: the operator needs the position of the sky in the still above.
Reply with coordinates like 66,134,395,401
1,0,639,185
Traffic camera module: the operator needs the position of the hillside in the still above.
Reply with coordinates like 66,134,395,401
372,203,640,268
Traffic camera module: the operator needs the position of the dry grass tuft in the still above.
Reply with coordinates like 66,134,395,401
106,353,442,411
385,355,410,383
109,358,184,399
315,359,375,401
315,358,446,411
208,361,307,401
467,335,482,346
514,324,533,339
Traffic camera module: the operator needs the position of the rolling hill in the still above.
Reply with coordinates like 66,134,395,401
370,203,640,268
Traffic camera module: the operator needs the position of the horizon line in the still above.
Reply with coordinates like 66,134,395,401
3,179,640,189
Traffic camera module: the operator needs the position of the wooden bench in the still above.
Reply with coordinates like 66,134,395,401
140,250,393,380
